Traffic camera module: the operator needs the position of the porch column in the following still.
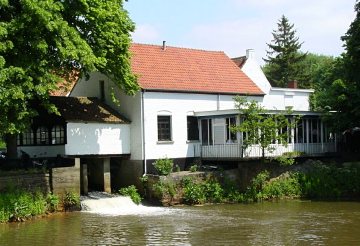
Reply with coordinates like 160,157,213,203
306,119,309,153
104,158,111,193
80,163,88,195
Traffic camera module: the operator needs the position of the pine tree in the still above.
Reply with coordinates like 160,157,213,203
263,15,306,87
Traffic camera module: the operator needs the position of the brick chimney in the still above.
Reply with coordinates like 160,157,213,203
288,80,298,89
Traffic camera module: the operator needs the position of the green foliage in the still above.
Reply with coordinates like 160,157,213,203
119,185,142,205
63,191,80,211
152,180,177,200
0,188,53,223
153,158,174,176
261,174,302,200
0,0,138,147
263,15,306,87
232,96,296,159
275,151,303,166
311,2,360,131
189,164,198,172
175,165,181,172
46,193,59,212
298,163,360,199
181,177,206,205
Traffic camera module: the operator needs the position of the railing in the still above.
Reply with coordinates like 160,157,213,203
201,143,336,159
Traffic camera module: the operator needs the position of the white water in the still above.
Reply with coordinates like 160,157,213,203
81,192,173,216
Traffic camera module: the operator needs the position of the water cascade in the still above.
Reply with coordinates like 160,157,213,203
81,192,172,216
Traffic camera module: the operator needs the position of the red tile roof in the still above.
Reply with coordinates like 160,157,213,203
130,43,263,95
50,97,130,123
50,71,79,96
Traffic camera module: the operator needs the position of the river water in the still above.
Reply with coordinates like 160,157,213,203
1,199,360,245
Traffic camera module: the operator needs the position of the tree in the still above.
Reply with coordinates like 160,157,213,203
231,96,295,160
263,15,306,87
313,1,360,132
0,0,139,158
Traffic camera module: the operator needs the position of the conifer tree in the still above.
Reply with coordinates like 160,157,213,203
263,15,306,87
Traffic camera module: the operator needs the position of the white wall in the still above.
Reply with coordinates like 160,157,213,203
65,122,130,156
240,49,313,112
143,92,248,160
262,89,312,111
70,72,143,160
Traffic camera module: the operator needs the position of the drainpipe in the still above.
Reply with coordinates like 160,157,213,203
141,90,147,175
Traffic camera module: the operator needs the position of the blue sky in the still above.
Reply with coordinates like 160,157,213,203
125,0,356,64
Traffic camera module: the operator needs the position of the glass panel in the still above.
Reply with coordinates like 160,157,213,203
187,116,199,141
158,116,171,141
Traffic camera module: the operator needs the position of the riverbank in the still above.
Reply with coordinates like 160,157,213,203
143,159,360,206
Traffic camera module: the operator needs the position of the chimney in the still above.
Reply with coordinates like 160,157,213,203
246,49,255,59
162,40,166,50
288,80,298,89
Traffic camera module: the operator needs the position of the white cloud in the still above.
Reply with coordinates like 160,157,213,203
131,24,161,44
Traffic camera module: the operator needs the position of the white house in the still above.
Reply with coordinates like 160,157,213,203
71,43,335,172
17,42,337,190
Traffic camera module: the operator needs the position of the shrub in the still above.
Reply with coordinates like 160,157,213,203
119,185,142,205
0,189,50,222
189,164,198,172
46,193,60,212
182,177,206,205
63,191,80,211
153,158,174,176
203,178,224,203
152,179,177,201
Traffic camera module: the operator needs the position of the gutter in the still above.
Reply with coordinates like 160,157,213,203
141,89,147,175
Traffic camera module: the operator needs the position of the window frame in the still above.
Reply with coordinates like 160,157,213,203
187,116,199,142
157,115,172,142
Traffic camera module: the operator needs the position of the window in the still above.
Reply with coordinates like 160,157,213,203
36,126,49,145
51,125,65,144
187,116,199,141
17,128,34,146
158,116,172,141
201,119,213,145
226,117,237,143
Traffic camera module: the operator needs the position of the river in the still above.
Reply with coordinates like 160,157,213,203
0,199,359,245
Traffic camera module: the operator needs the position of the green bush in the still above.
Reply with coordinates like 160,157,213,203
189,164,198,172
152,179,177,201
119,185,142,205
0,189,50,223
182,177,206,205
46,193,60,212
153,158,174,176
63,191,80,211
261,174,301,200
203,178,224,203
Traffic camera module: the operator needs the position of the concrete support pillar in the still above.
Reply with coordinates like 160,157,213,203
103,158,111,193
75,158,80,168
81,163,88,195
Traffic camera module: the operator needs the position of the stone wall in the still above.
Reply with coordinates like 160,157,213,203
0,172,50,193
51,165,80,198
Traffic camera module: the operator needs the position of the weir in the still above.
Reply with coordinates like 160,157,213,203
81,192,172,216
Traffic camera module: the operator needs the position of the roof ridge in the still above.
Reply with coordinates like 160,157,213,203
131,42,224,54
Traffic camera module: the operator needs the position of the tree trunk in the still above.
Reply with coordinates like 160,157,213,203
5,134,18,159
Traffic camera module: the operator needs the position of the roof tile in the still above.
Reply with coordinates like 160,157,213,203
130,43,263,95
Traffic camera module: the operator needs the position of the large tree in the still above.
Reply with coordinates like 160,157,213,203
313,1,360,132
0,0,139,157
263,15,306,87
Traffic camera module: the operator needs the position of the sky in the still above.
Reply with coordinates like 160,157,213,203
124,0,356,64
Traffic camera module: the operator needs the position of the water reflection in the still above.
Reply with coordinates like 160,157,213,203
0,201,360,245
